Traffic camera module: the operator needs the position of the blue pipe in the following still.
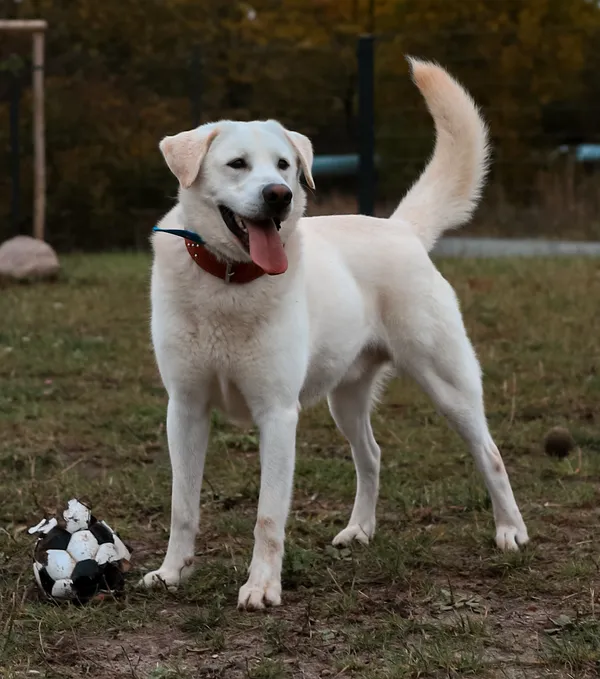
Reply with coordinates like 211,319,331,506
312,154,360,177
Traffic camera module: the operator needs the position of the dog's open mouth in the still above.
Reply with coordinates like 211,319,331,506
219,206,287,275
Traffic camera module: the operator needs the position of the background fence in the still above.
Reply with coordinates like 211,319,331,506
2,0,600,250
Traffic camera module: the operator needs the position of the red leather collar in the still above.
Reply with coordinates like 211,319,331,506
185,239,267,284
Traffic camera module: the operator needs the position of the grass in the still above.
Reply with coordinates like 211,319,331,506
0,253,599,678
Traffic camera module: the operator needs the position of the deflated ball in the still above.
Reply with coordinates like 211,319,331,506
29,498,132,603
44,548,76,581
63,497,92,533
96,542,119,565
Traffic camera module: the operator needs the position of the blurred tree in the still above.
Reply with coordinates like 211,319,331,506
375,0,600,197
0,0,598,248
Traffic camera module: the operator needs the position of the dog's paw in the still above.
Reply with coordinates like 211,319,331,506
495,522,529,552
332,520,375,547
237,577,282,611
138,566,189,592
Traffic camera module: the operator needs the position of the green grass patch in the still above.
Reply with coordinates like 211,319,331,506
0,254,599,678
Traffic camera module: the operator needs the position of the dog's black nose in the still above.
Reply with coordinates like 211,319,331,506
262,184,292,211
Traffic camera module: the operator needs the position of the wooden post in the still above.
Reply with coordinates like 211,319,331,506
0,20,48,31
32,31,46,240
0,20,47,241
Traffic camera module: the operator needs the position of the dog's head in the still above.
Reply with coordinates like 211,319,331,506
159,119,314,275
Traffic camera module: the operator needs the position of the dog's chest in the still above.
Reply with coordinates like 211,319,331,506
187,309,264,366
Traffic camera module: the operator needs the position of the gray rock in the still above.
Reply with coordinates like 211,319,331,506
0,236,60,280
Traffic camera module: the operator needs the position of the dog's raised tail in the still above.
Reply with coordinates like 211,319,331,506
390,58,490,251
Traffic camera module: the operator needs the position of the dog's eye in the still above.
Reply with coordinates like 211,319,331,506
278,159,290,171
227,158,247,170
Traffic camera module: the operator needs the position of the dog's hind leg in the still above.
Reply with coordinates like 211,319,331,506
328,364,384,546
395,282,529,551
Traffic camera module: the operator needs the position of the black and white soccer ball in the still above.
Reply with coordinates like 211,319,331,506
28,498,132,603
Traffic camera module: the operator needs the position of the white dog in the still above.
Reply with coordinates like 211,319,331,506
141,59,529,610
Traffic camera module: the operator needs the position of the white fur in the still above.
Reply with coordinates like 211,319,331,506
140,59,528,610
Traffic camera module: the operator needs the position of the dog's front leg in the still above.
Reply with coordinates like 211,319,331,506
140,393,210,590
237,405,298,611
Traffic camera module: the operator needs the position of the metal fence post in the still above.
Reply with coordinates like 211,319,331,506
357,34,375,216
9,67,21,235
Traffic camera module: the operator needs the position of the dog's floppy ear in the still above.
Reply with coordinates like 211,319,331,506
159,126,219,189
285,130,315,190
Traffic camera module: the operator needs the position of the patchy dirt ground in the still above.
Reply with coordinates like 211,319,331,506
1,254,599,678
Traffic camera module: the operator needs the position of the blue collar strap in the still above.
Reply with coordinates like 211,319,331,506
152,226,205,245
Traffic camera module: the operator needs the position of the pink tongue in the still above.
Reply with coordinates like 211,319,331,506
245,220,288,275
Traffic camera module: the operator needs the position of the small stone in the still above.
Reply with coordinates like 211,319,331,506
544,426,575,459
0,236,60,281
